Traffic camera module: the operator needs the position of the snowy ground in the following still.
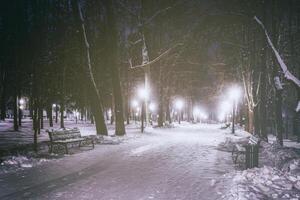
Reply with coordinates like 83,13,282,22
1,122,300,199
222,132,300,199
0,123,241,200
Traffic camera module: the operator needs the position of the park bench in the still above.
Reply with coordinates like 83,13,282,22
232,135,260,168
46,128,95,154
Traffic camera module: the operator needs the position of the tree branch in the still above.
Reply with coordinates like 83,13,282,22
143,0,185,26
130,43,183,69
254,16,300,88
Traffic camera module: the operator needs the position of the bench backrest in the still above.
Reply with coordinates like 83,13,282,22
48,128,81,142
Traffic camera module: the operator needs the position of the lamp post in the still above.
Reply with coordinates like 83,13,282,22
74,110,80,124
138,87,149,133
175,99,184,124
136,107,140,123
131,99,138,122
193,106,208,123
193,107,200,123
219,100,232,124
149,102,156,125
53,104,59,124
19,98,25,126
228,86,242,134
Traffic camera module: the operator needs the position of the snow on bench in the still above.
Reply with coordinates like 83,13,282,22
46,128,95,154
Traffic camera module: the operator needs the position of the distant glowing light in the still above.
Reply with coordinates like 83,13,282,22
52,104,57,108
131,99,138,108
74,111,80,117
219,101,232,113
228,85,242,101
19,98,25,105
200,112,208,120
149,102,156,112
19,105,24,110
175,99,184,110
218,112,226,121
193,106,207,120
138,87,149,100
193,107,200,117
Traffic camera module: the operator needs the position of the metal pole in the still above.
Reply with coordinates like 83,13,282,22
232,101,235,134
141,100,145,133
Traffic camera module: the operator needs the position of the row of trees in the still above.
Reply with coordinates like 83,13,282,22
216,0,300,144
0,0,299,149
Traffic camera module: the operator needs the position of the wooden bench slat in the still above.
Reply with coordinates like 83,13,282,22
53,138,85,144
47,128,95,154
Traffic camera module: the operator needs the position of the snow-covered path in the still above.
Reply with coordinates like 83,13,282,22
0,124,236,200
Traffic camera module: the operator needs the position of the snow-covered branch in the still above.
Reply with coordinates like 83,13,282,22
130,43,183,69
143,6,172,26
77,1,102,101
254,16,300,88
143,0,184,26
141,35,149,65
296,101,300,112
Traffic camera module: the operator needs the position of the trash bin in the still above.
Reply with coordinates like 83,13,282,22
245,144,259,169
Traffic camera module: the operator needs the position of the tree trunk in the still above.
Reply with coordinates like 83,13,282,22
271,0,283,145
55,105,58,124
158,66,164,127
39,107,43,130
0,68,6,121
48,104,53,127
60,101,64,129
104,0,125,136
125,68,130,125
18,93,22,127
110,95,115,125
247,109,254,134
275,90,283,145
33,101,38,152
13,94,18,131
18,104,22,126
258,1,268,140
166,97,171,124
141,100,145,133
70,0,108,135
90,93,107,135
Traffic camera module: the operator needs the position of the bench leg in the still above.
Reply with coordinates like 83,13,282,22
92,140,94,149
49,144,53,154
79,141,82,148
234,153,239,164
64,144,68,154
